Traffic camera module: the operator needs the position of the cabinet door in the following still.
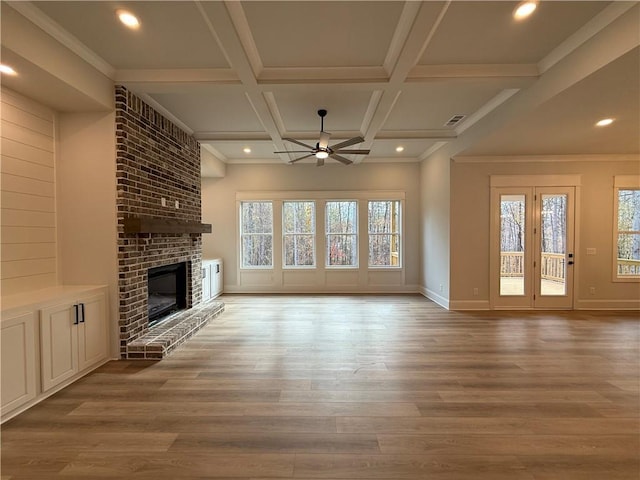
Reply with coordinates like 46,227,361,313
212,260,223,297
1,311,37,416
40,303,78,391
202,262,212,302
78,291,108,371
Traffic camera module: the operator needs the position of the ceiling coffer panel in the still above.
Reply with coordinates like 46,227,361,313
33,1,230,69
242,1,404,68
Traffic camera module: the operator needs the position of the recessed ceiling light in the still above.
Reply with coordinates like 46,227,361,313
0,64,17,76
513,1,537,20
595,118,614,127
395,146,404,153
243,147,252,153
117,10,140,29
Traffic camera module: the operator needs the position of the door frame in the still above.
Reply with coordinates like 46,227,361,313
489,175,581,310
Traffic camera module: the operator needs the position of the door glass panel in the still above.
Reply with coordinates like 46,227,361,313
540,194,567,296
500,194,525,296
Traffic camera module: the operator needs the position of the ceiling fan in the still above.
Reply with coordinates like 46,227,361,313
274,109,370,166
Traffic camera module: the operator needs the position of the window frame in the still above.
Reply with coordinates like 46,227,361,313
325,199,359,269
282,200,316,269
367,200,402,269
613,176,640,282
239,200,274,270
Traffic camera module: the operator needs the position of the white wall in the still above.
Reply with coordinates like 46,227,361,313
419,150,451,308
57,112,119,355
1,88,57,295
202,163,421,292
450,156,640,310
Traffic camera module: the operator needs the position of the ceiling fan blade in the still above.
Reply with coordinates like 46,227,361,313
329,153,353,165
316,157,325,167
283,138,316,150
289,153,315,164
332,149,370,155
329,136,364,151
273,150,312,153
319,131,331,149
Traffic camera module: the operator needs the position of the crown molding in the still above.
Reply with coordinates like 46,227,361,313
453,154,640,164
115,69,239,84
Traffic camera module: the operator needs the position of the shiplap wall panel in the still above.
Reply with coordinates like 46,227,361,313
1,191,56,212
1,243,57,262
1,155,54,182
2,138,54,167
1,88,56,295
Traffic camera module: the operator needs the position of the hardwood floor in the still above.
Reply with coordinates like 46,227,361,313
2,294,638,479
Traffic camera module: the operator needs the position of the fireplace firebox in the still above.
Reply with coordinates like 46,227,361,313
147,262,187,326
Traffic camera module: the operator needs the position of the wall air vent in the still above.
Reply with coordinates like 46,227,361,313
445,114,466,127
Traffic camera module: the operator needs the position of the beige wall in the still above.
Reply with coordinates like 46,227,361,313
202,163,421,292
419,150,451,308
450,156,640,309
57,111,119,356
1,88,57,295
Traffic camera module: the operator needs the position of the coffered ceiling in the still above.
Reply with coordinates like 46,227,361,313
2,1,639,168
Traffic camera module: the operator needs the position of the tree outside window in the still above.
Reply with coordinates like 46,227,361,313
616,189,640,278
326,201,357,267
283,201,315,267
240,201,273,268
368,200,401,267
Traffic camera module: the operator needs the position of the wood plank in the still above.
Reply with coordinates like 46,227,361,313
0,243,56,262
123,216,212,234
1,294,638,479
0,258,56,279
1,173,54,197
1,209,56,228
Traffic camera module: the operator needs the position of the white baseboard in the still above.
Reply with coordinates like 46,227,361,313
222,285,422,295
420,286,449,309
449,300,491,310
575,299,640,310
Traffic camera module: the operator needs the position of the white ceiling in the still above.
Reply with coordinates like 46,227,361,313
3,1,639,167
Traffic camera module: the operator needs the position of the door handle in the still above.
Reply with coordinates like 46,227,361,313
80,303,86,323
568,253,574,265
73,304,79,325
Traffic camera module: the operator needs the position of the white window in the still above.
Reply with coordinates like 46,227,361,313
368,200,401,267
326,201,358,267
615,187,640,280
283,201,315,267
240,201,273,268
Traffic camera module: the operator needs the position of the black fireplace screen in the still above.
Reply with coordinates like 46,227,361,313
147,262,187,326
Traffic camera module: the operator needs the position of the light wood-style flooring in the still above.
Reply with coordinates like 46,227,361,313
2,294,639,479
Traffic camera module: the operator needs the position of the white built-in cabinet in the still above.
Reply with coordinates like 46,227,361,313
1,312,37,414
202,258,223,302
40,290,108,391
1,286,109,422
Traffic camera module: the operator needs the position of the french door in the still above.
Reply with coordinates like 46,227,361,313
491,186,575,309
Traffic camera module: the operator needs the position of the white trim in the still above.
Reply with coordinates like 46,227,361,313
224,1,263,76
614,175,640,188
455,89,521,135
383,1,422,75
236,190,406,201
133,92,194,135
575,299,640,311
449,300,491,311
224,285,421,294
454,154,640,164
538,2,638,74
420,286,449,310
490,175,582,187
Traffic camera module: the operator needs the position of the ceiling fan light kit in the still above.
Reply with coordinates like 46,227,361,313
274,109,370,166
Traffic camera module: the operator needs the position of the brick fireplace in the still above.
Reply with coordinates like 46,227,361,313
115,85,221,359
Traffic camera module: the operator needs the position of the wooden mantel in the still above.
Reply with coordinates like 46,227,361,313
123,216,212,234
